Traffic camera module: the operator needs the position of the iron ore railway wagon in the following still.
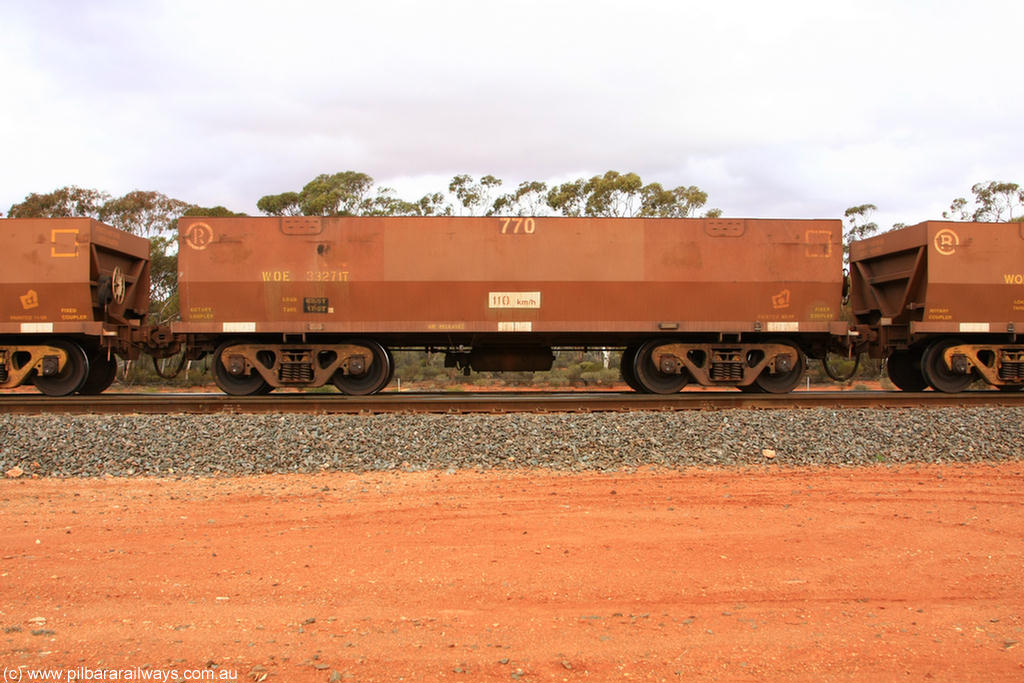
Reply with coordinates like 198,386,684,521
0,218,172,395
175,215,846,395
850,220,1024,392
3,214,1024,396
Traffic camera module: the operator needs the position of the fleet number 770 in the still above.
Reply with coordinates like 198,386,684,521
499,217,537,234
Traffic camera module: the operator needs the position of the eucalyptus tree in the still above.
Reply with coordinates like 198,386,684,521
944,181,1024,222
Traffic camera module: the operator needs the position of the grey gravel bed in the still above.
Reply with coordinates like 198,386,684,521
1,407,1022,478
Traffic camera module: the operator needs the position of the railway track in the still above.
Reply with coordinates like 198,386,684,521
2,390,1022,415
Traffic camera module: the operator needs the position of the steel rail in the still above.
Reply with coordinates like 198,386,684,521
1,390,1022,415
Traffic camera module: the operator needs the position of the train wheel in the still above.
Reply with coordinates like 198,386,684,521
619,345,644,392
32,340,89,396
632,340,689,394
332,340,393,395
212,343,272,396
751,343,806,394
885,349,927,392
78,353,118,395
921,339,973,393
997,384,1024,392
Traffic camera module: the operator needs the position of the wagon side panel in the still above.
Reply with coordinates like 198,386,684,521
177,216,843,337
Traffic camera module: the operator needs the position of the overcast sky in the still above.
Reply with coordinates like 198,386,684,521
2,0,1022,228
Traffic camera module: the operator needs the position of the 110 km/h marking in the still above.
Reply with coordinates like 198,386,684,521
489,291,541,309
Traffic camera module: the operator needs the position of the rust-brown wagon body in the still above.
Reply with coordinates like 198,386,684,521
0,218,152,394
850,220,1024,391
176,215,846,394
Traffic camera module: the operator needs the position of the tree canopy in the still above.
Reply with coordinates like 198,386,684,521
6,186,241,235
257,172,374,216
843,204,880,260
7,186,109,221
256,170,719,219
258,171,454,217
449,174,502,216
944,181,1024,222
546,171,719,218
491,180,549,217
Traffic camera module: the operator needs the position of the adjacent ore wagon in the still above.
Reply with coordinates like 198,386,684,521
176,215,846,394
0,218,163,395
850,220,1024,392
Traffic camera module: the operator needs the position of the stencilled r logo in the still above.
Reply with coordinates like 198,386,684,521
934,228,960,256
184,222,214,250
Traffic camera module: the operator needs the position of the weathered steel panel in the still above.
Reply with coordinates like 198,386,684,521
850,220,1024,329
177,216,844,335
0,218,151,335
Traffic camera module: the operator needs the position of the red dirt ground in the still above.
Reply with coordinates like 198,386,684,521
2,464,1023,682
